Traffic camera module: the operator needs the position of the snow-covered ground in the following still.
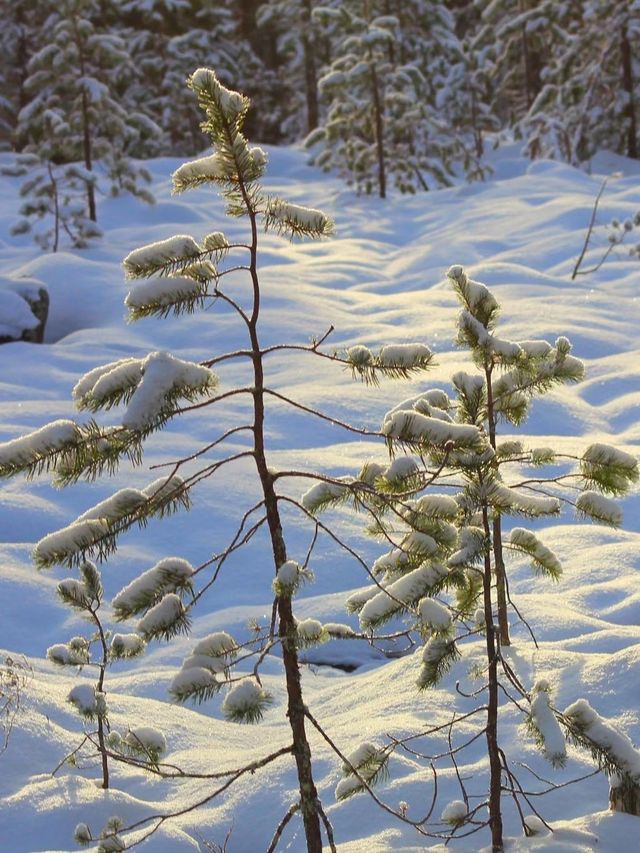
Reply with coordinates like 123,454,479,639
0,141,639,852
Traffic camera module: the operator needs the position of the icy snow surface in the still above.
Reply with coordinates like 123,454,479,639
0,143,639,851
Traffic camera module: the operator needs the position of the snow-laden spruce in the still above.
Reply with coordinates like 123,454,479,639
417,597,452,633
441,800,468,826
359,563,448,629
580,443,638,495
576,491,623,527
68,684,106,720
125,275,207,318
265,199,333,238
301,477,352,512
35,518,110,569
382,409,484,450
335,742,388,801
73,357,143,410
296,618,327,647
123,727,167,762
509,528,562,579
110,633,145,659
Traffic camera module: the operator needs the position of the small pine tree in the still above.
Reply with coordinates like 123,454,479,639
309,265,640,847
308,1,483,196
48,560,152,790
14,0,154,242
0,68,437,850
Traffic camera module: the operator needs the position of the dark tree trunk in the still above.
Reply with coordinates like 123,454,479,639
302,0,319,134
369,62,387,199
482,503,504,851
243,171,323,851
620,21,638,159
485,363,510,646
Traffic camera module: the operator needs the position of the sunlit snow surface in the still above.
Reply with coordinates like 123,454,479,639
0,143,639,852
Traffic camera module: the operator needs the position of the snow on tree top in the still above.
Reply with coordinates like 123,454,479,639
359,563,447,627
296,618,324,642
441,799,467,824
189,68,246,118
142,474,185,502
576,491,623,527
372,548,408,576
124,726,166,757
170,666,218,697
267,199,332,235
530,682,566,766
518,340,553,358
137,593,185,637
0,419,79,467
35,518,110,567
193,631,237,659
382,409,483,450
123,235,201,277
583,443,637,472
113,557,193,615
222,680,266,716
418,597,452,631
383,456,418,481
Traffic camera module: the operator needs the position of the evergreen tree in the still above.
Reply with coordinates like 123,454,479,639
47,560,153,792
307,1,481,197
15,0,154,235
521,2,640,164
0,68,437,850
309,265,640,846
0,0,47,150
257,0,328,138
1,154,101,252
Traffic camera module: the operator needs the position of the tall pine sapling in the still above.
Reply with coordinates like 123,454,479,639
0,68,436,851
309,265,639,849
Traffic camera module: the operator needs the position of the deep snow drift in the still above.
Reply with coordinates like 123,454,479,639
0,142,639,852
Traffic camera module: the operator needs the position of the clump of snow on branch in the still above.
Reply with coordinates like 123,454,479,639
529,680,566,767
564,698,640,781
123,235,201,278
222,680,273,724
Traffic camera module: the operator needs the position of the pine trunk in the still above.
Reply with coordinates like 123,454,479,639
482,504,504,852
245,192,323,852
302,0,319,133
620,21,638,160
369,61,386,199
485,364,510,646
